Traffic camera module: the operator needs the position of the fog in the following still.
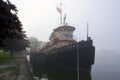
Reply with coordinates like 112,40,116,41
10,0,120,51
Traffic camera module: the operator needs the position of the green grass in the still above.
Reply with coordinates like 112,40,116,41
0,50,11,64
0,50,22,80
0,50,23,64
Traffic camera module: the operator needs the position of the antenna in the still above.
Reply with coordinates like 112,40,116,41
87,22,89,40
63,14,66,26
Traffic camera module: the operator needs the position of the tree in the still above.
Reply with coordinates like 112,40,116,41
3,32,30,57
28,37,40,52
0,0,23,47
0,0,30,57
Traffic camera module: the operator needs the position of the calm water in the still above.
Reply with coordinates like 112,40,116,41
92,50,120,80
30,50,120,80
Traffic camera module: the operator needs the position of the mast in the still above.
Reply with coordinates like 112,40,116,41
63,14,66,26
87,22,89,40
57,2,67,26
60,3,62,26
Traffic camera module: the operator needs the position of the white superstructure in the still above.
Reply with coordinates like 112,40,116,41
41,25,76,52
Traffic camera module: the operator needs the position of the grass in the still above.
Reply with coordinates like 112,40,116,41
0,50,23,65
0,50,23,80
0,50,12,64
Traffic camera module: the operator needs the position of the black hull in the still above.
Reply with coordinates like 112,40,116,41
30,39,95,75
46,40,95,72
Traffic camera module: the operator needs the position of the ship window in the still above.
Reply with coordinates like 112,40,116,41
63,33,72,38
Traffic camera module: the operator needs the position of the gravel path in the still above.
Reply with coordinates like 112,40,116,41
0,55,34,80
17,58,30,80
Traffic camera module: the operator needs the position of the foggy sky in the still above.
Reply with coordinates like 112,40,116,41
10,0,120,51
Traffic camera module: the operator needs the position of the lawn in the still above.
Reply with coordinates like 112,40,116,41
0,50,23,80
0,50,23,65
0,50,12,65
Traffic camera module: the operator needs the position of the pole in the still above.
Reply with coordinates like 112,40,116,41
87,22,89,40
77,39,79,80
63,14,66,26
60,3,62,26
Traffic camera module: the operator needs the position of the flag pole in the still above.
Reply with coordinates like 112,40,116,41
60,3,62,26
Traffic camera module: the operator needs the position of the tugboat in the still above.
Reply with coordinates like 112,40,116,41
40,21,95,73
30,4,95,78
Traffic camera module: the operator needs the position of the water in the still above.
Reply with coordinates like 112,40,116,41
30,50,120,80
92,50,120,80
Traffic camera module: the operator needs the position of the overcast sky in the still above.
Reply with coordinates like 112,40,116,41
9,0,120,51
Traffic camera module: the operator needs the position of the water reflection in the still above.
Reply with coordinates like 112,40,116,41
47,69,91,80
32,66,91,80
30,53,92,80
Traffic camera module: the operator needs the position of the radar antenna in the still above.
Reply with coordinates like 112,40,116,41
87,22,89,40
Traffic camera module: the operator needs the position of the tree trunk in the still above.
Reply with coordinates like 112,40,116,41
10,51,13,58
